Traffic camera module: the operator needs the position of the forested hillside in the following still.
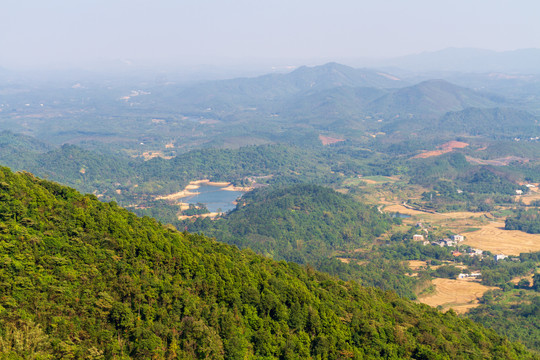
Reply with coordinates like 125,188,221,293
0,167,535,359
185,184,391,263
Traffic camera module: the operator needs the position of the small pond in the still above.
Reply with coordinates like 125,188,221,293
390,212,412,219
181,185,244,213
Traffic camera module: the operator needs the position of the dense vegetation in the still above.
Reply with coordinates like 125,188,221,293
469,285,540,351
505,209,540,234
185,184,392,263
182,185,422,298
0,167,536,359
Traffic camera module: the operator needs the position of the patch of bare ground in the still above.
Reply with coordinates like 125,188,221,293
464,221,540,255
319,134,345,145
418,278,497,314
178,212,220,220
155,189,200,201
412,140,469,159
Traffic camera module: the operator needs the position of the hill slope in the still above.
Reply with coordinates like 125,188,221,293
0,167,535,359
367,80,501,118
186,184,391,263
434,107,540,138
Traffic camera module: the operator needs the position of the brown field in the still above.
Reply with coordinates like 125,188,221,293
464,221,540,255
407,260,467,271
418,278,497,314
319,134,345,145
408,260,429,270
413,141,469,159
383,204,427,216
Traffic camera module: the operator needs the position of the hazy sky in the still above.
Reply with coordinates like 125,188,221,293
1,0,539,70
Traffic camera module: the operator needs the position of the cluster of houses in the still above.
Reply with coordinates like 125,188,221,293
413,234,465,248
516,183,537,195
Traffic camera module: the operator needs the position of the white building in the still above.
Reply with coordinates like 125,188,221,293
452,234,464,242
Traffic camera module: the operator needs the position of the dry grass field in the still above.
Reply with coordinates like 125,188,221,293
418,278,497,314
383,204,428,216
464,221,540,255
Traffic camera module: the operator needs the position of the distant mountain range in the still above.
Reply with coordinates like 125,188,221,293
371,48,540,74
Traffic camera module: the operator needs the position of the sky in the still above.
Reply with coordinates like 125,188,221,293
1,0,540,70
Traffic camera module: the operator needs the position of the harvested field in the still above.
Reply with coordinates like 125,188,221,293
418,278,497,314
464,221,540,255
383,204,428,216
408,260,429,270
413,140,469,159
319,134,345,145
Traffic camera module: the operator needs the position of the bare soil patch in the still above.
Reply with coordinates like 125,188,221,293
418,278,497,314
319,134,345,145
464,221,540,255
178,212,220,220
413,141,469,159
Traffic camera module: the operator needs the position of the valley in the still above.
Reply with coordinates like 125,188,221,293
0,61,539,357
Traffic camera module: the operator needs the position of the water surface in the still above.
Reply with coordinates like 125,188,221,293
181,184,243,213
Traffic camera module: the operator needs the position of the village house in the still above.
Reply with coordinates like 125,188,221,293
469,248,483,257
413,234,425,242
458,272,482,279
494,254,508,262
452,234,464,242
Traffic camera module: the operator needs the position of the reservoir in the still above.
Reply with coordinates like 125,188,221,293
181,184,244,213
